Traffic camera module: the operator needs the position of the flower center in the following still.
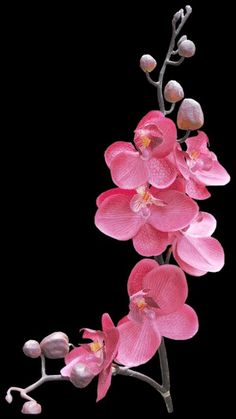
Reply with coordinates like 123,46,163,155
189,150,200,160
136,297,148,311
130,186,167,218
90,341,103,353
141,136,151,148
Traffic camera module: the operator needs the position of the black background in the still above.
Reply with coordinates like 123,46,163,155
2,0,234,417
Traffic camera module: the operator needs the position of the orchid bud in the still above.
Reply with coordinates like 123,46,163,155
23,340,41,358
21,400,42,415
40,332,69,359
164,80,184,103
70,363,94,388
140,54,157,73
177,35,187,47
5,393,13,404
178,39,196,57
177,98,204,130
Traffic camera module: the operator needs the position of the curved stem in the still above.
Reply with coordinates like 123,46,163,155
115,366,163,392
146,72,159,87
165,103,175,116
6,375,69,403
167,57,185,66
177,129,191,143
115,365,173,413
156,6,192,114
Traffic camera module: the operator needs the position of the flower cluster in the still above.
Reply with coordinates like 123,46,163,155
6,5,229,415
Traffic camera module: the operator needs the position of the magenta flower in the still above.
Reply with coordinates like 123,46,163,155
175,131,230,199
61,313,119,401
105,111,177,189
95,185,199,256
116,259,198,367
170,212,225,276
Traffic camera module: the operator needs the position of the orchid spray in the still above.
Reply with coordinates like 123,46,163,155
6,5,229,415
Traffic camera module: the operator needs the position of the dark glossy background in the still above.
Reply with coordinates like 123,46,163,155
2,0,234,417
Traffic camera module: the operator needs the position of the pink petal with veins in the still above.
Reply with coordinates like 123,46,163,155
133,223,169,256
149,189,199,231
156,304,199,339
143,264,188,314
116,317,161,367
95,192,145,240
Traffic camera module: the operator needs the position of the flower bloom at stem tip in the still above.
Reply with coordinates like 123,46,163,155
61,313,119,402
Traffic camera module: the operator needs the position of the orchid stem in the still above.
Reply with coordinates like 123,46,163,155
41,355,46,377
115,365,173,413
145,6,192,114
158,339,173,412
153,253,173,412
157,6,191,114
154,254,164,264
6,375,69,404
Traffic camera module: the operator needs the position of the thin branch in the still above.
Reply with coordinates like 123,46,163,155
115,365,173,413
146,72,159,87
154,254,164,264
41,355,46,377
177,129,191,143
158,340,173,413
167,57,185,66
156,5,192,114
6,375,69,404
165,246,172,264
115,366,162,392
165,103,175,115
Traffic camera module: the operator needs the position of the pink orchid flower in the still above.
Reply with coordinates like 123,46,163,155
95,185,199,256
61,313,119,402
175,131,230,199
116,259,198,367
170,211,225,276
105,111,177,189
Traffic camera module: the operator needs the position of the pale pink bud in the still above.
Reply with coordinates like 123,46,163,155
140,54,157,73
70,363,94,388
178,39,196,58
23,340,41,358
177,35,187,47
21,400,42,415
5,393,13,404
40,331,69,359
177,98,204,130
164,80,184,103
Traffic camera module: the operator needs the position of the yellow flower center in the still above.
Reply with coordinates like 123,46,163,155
141,190,152,203
90,341,103,353
136,298,147,311
190,150,200,160
141,136,151,148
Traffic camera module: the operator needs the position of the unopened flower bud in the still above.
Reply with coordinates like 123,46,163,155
177,98,204,130
186,5,192,14
177,35,187,47
5,393,13,404
178,40,196,58
164,80,184,103
23,340,41,358
40,332,69,359
173,9,183,22
140,54,157,73
21,400,42,415
70,363,94,388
